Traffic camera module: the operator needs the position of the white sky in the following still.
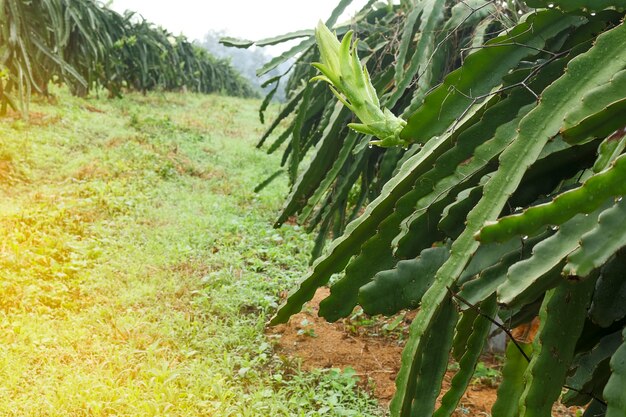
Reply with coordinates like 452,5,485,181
109,1,369,45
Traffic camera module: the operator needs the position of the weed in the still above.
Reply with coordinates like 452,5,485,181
472,362,502,388
297,319,318,338
342,308,410,341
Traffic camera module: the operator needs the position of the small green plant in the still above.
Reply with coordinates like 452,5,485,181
471,362,501,387
342,308,408,339
297,319,318,338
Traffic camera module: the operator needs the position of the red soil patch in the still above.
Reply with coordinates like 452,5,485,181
83,104,105,113
3,110,60,126
268,288,584,416
269,288,402,402
268,288,496,413
0,160,15,183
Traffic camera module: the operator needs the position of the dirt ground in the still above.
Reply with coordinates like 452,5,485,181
268,288,584,416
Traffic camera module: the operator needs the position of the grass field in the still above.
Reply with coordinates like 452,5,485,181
0,89,381,416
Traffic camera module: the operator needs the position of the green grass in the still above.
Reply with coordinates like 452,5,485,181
0,88,382,416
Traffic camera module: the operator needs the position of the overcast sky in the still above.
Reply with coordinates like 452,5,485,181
109,1,369,46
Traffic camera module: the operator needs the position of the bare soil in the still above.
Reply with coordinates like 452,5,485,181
268,288,585,416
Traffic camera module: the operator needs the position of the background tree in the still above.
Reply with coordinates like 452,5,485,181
202,30,292,101
0,0,256,119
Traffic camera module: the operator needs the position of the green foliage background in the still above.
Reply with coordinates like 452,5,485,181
0,0,256,119
242,0,626,415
